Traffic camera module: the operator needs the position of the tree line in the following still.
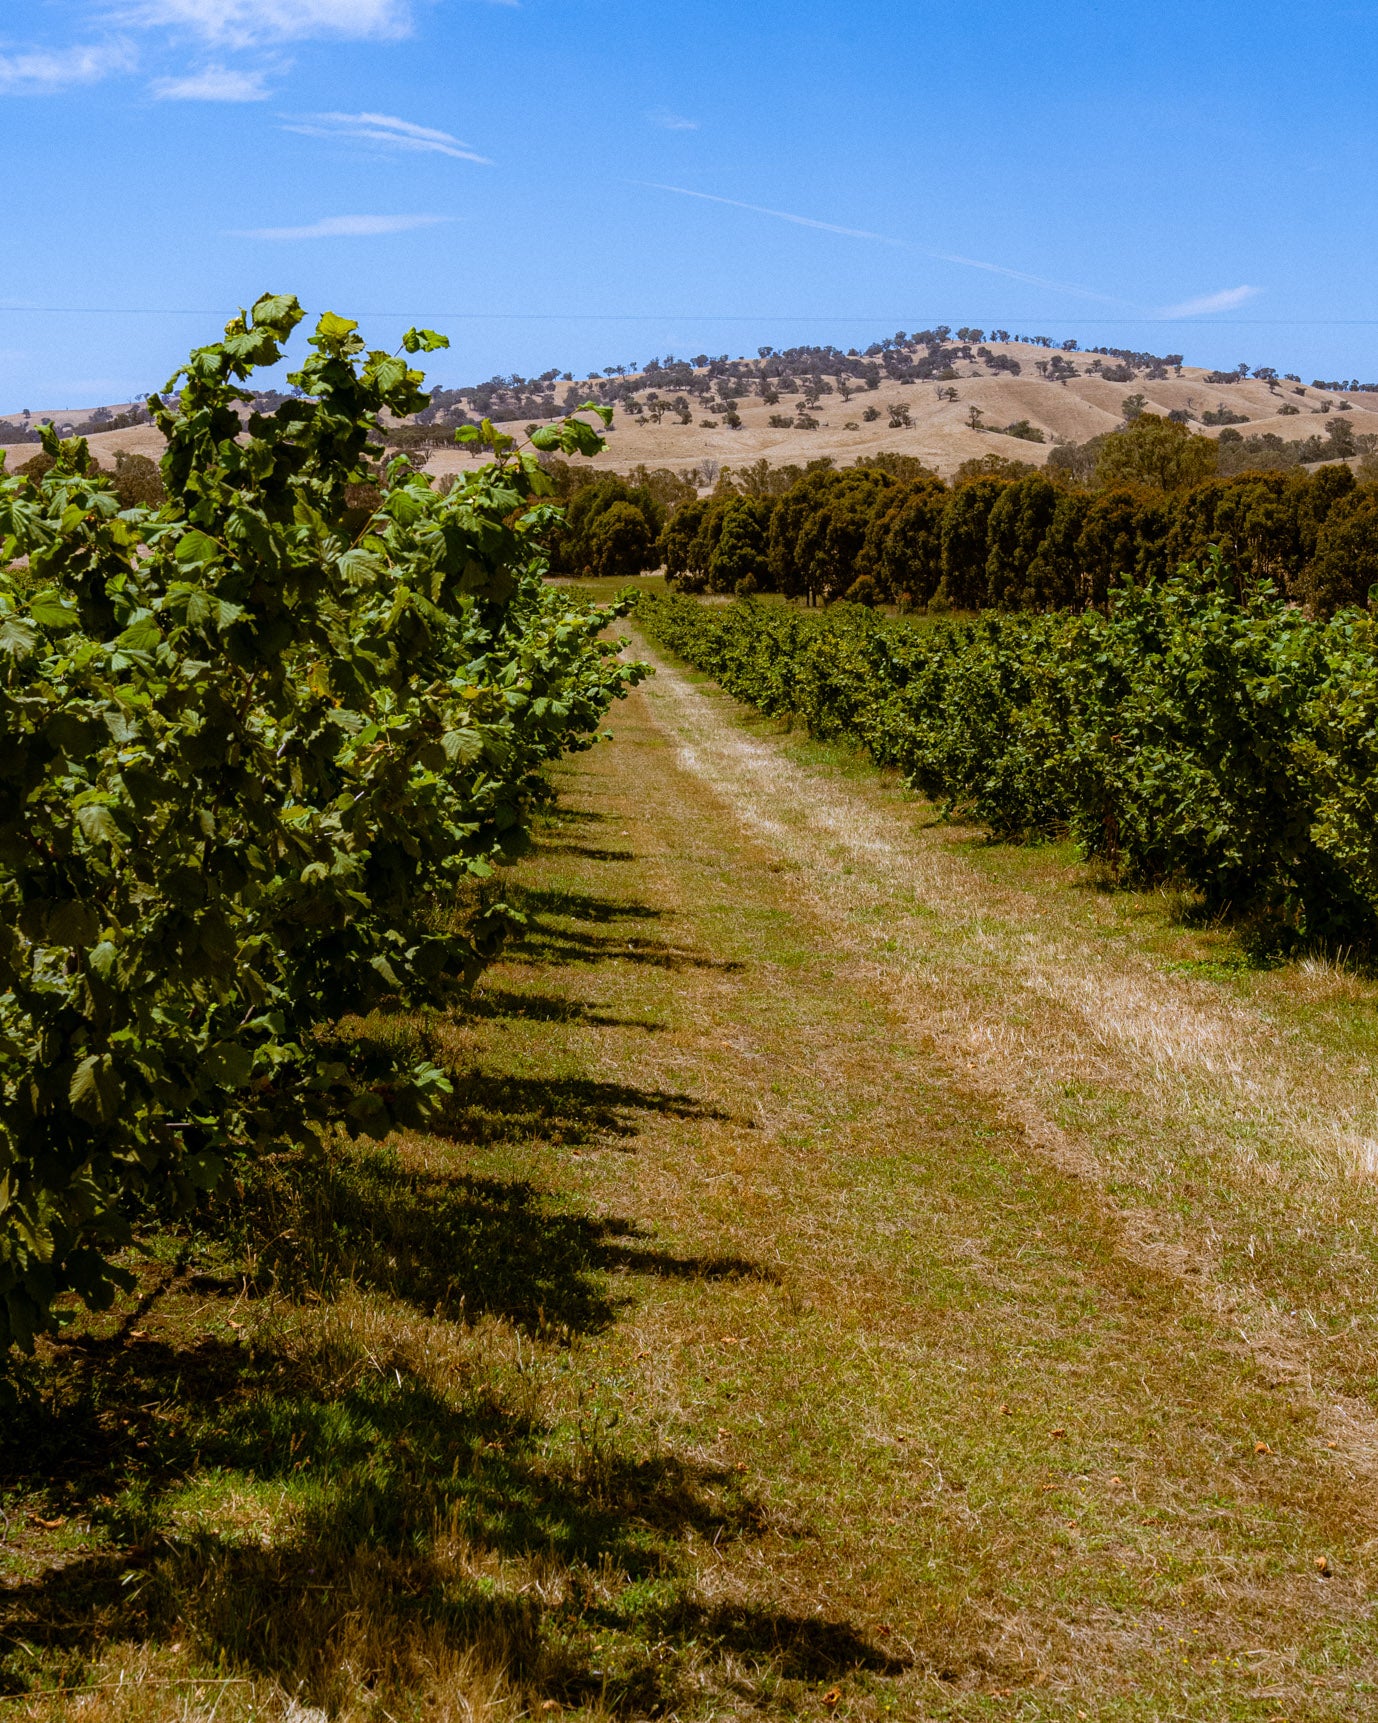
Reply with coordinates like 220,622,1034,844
546,415,1378,616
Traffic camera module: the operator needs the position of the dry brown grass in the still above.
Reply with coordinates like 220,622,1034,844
13,339,1378,484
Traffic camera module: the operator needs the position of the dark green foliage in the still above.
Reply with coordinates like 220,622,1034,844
1092,415,1218,491
0,296,644,1350
1000,419,1045,443
1024,488,1089,609
675,455,1378,618
941,478,1007,609
107,450,165,509
843,573,880,605
711,497,773,594
1301,491,1378,613
585,500,656,581
985,474,1060,607
639,581,1378,944
864,479,946,606
547,475,665,578
1076,487,1169,606
660,496,711,588
767,467,899,603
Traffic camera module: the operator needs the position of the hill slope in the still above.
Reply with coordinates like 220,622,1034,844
5,333,1378,482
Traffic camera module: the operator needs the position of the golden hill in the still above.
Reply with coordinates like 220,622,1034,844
5,337,1377,483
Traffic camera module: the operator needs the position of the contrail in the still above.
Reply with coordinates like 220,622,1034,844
633,182,895,243
632,181,1135,308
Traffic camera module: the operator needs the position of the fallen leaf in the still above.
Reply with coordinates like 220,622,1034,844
1316,1554,1332,1576
822,1688,841,1710
27,1514,65,1530
128,1329,147,1339
999,1403,1010,1415
1050,1427,1066,1439
1040,1484,1056,1493
1255,1440,1272,1454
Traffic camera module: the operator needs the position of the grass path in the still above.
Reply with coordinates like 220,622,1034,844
5,626,1378,1720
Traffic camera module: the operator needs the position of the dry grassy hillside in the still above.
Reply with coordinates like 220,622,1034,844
6,338,1378,483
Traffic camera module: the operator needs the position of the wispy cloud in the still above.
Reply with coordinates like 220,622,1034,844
634,182,1133,306
233,212,452,240
647,108,698,131
284,110,492,162
0,40,136,94
151,64,270,99
112,0,411,47
1158,285,1261,318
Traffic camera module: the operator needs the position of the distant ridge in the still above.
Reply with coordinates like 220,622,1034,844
6,327,1378,483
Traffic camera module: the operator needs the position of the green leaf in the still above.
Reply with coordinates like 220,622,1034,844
0,615,37,657
28,590,79,630
76,803,121,845
317,311,360,342
402,327,450,354
182,1151,225,1191
370,953,402,988
203,1042,254,1089
555,416,608,458
114,613,162,653
174,530,221,568
250,293,303,337
47,901,100,947
69,1054,124,1126
441,728,483,763
88,940,120,981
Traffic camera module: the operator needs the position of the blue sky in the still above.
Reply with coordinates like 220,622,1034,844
2,0,1377,409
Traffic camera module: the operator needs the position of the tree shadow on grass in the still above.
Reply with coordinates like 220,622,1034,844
530,840,639,863
508,884,663,926
0,1091,888,1706
245,1145,765,1335
0,1315,902,1713
436,1070,730,1149
463,987,666,1031
514,919,743,973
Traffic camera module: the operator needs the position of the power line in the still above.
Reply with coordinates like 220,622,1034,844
4,305,1378,328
